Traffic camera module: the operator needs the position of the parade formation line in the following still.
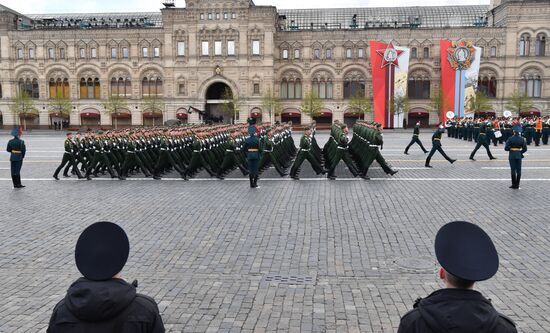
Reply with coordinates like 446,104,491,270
2,177,550,182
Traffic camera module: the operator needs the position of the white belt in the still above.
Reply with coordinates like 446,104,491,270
337,146,348,150
300,149,310,152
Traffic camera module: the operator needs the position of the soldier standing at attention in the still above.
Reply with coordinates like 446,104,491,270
505,125,527,189
425,123,456,168
404,121,428,154
6,127,26,188
398,221,517,333
244,126,261,188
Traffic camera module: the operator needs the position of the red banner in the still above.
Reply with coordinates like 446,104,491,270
370,41,389,127
440,39,455,123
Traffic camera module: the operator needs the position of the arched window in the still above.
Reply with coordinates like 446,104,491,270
142,76,163,97
20,78,39,98
535,34,546,56
423,47,430,58
408,72,431,99
311,71,333,99
280,77,302,99
142,77,150,96
80,77,101,99
111,77,118,96
520,75,542,98
49,78,68,98
344,71,366,99
519,34,530,56
411,47,417,58
477,75,497,98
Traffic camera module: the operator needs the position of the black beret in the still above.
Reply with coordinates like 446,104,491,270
435,221,499,282
75,222,130,281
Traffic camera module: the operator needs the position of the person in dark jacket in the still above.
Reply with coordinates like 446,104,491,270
404,121,428,154
425,123,456,168
504,125,527,189
244,125,261,188
397,221,517,333
6,127,26,188
469,121,497,161
47,222,165,333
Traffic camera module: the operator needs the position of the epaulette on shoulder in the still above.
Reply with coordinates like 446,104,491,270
413,297,422,308
498,313,516,327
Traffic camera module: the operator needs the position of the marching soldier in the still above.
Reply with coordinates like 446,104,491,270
404,121,428,154
290,127,325,180
425,123,456,168
53,132,85,180
327,124,359,180
398,221,517,333
6,127,26,188
505,125,527,189
469,121,496,161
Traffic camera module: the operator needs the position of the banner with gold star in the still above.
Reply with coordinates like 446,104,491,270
370,41,410,128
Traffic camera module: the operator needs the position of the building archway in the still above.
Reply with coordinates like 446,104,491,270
80,108,101,128
407,108,429,128
205,82,234,123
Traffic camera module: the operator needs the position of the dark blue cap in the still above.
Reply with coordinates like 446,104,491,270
435,221,499,282
75,222,130,281
10,127,20,137
512,125,523,133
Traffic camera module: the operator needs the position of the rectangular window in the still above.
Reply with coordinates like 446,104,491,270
282,49,288,59
358,48,364,58
231,13,237,19
208,13,212,20
202,41,209,56
91,48,97,58
294,49,300,59
17,48,23,59
346,48,352,59
142,47,148,58
224,12,228,19
80,48,86,58
29,48,35,59
200,13,205,20
60,48,66,59
48,48,55,59
326,48,332,59
253,83,260,94
216,13,220,20
122,47,129,58
177,42,185,56
490,46,497,57
111,47,117,58
252,40,260,55
423,47,430,58
178,83,185,95
214,41,222,55
314,49,320,59
227,40,235,56
154,47,160,57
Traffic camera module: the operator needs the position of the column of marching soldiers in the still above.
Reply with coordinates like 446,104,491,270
53,120,398,181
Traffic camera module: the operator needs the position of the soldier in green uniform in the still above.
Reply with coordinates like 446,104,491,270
327,124,359,180
425,123,456,168
53,132,85,180
290,127,325,180
505,125,527,189
469,121,496,161
404,121,428,154
6,127,26,188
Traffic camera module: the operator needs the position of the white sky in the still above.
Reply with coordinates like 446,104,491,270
1,0,490,14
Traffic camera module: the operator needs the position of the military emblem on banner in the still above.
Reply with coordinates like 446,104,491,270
447,41,476,71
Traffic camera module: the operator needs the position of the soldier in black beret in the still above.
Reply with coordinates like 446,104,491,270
398,221,517,333
47,222,165,333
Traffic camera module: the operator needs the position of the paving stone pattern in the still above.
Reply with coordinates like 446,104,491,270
0,130,549,332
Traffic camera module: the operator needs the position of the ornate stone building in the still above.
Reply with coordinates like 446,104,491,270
0,0,548,128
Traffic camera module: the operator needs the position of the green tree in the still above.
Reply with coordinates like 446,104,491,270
467,91,493,115
506,90,534,116
143,95,165,126
48,91,73,130
393,95,410,116
262,88,282,124
10,91,39,131
103,95,128,129
429,88,445,114
219,87,242,124
348,93,373,120
300,91,324,120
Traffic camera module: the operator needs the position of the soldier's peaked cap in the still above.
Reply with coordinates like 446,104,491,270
435,221,499,282
75,222,130,281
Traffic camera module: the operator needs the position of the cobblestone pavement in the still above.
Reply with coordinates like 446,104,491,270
1,130,549,332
